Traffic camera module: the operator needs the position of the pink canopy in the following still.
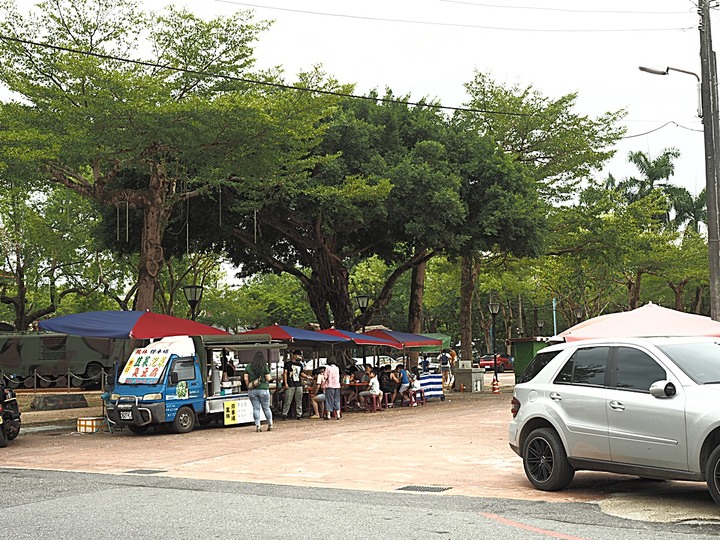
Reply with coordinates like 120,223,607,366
556,303,720,342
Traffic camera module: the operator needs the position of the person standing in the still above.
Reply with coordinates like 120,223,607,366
282,350,308,420
244,351,273,432
437,349,452,387
324,358,342,420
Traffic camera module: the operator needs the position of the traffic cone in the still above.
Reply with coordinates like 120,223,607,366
491,377,500,394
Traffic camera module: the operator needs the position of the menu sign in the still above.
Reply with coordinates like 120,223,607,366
119,345,172,384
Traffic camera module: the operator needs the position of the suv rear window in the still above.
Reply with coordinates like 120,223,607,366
517,350,562,383
554,346,609,386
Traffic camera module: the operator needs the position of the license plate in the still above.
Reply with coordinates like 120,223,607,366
120,410,132,421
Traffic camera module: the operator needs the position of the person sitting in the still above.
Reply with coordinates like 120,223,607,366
358,368,382,410
378,364,396,406
396,364,415,406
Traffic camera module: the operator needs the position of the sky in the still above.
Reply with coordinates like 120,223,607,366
146,0,710,195
5,0,713,195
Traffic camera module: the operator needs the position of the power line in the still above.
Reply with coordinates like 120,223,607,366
440,0,692,15
215,0,693,33
621,121,703,139
0,34,532,118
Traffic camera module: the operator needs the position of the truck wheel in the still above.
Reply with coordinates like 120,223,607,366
128,425,149,435
172,406,196,434
522,427,574,491
706,445,720,505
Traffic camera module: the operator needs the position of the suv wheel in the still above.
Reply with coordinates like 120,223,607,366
522,427,574,491
705,445,720,505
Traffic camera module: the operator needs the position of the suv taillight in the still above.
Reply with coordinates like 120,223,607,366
511,396,520,418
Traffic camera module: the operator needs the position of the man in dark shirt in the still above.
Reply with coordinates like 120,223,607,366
281,350,308,420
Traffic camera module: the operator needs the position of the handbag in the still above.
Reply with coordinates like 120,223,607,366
247,376,263,389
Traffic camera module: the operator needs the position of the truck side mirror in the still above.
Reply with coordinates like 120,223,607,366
170,372,179,385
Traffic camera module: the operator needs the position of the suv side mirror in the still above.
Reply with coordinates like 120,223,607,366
649,380,676,398
170,372,179,385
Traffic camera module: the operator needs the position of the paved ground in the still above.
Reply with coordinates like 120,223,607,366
6,373,720,524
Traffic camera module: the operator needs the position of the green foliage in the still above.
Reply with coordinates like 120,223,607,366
461,72,626,201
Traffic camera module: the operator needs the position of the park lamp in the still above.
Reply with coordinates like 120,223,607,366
638,65,702,117
183,284,204,321
354,294,370,313
573,306,584,323
354,294,370,364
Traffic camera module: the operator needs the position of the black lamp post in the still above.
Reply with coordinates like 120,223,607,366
183,284,204,321
354,294,370,364
488,302,500,380
574,306,584,325
537,319,545,336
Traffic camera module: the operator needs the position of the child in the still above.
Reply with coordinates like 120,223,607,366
358,368,382,409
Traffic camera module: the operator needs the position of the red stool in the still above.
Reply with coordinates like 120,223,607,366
382,392,394,409
363,393,382,412
413,388,427,405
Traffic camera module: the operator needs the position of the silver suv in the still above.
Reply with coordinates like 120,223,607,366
509,337,720,505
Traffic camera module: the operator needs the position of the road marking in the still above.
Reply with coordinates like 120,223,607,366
480,512,589,540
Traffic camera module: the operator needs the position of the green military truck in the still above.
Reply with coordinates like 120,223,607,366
0,332,132,389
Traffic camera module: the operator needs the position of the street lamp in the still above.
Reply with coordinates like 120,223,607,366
537,319,545,336
488,302,500,380
639,62,720,320
574,306,583,324
183,284,204,321
354,294,370,364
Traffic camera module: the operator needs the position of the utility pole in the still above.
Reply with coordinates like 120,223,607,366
699,0,720,320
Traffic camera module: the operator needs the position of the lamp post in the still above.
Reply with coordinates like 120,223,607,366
354,294,370,364
537,319,544,336
639,56,720,320
574,306,583,325
488,302,500,380
183,284,204,321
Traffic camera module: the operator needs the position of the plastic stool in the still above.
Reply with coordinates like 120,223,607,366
382,392,394,409
364,393,381,412
413,388,427,406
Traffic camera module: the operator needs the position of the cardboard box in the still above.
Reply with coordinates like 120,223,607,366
77,417,106,433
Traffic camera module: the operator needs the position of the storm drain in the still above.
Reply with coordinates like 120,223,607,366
396,485,451,493
124,469,166,475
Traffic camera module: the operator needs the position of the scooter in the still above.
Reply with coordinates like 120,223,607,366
0,384,21,447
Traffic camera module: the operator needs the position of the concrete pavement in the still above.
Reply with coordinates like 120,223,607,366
6,373,720,524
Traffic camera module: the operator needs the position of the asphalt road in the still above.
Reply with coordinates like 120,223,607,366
3,468,720,540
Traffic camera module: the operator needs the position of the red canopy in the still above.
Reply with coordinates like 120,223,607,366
363,329,443,348
316,328,402,349
556,303,720,342
39,310,228,339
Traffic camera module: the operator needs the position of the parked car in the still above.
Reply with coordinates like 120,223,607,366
508,336,720,506
475,354,513,373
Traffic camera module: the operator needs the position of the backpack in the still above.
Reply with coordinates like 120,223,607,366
440,353,450,366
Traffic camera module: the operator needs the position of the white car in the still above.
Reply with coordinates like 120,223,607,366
509,336,720,505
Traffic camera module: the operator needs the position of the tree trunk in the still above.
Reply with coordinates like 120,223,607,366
408,256,426,333
668,280,687,311
134,193,168,312
459,254,474,369
406,255,426,369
